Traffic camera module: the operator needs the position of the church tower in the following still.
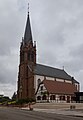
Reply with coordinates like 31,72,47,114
17,10,36,99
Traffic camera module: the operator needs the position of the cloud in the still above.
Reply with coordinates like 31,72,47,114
0,0,21,97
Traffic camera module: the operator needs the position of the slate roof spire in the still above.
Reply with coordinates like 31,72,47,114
24,3,33,44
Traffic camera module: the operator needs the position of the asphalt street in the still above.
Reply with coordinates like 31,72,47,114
0,107,83,120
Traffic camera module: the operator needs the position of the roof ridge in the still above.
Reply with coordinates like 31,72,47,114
36,63,63,71
34,63,78,83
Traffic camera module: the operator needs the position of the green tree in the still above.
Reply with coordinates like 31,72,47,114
12,92,17,100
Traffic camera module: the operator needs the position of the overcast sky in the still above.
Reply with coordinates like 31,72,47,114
0,0,83,97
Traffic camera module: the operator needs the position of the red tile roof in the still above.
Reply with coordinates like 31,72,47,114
43,80,77,95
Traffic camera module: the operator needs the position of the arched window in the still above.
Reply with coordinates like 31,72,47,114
21,52,24,62
60,96,65,100
31,51,34,62
42,95,46,100
37,96,41,100
28,51,30,61
24,53,28,61
28,51,34,62
50,95,55,100
37,79,41,86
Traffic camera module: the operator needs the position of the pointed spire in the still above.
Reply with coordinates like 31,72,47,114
24,3,33,44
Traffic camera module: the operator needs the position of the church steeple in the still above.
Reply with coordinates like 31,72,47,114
18,4,36,100
24,7,32,44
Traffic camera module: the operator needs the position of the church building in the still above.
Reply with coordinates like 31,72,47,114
17,11,80,103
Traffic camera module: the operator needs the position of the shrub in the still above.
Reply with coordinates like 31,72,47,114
16,98,36,105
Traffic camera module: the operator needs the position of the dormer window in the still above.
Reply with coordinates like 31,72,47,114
38,79,41,86
41,86,43,91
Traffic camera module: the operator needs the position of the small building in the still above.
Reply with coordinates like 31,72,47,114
34,64,79,103
75,92,83,103
36,80,78,103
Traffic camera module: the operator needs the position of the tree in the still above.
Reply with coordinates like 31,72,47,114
0,96,10,105
12,92,17,100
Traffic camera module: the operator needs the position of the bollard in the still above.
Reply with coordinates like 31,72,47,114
70,105,76,110
29,103,33,111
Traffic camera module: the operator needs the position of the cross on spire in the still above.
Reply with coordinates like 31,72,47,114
28,3,29,15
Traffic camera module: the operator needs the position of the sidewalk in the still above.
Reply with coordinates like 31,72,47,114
34,108,83,117
33,103,83,117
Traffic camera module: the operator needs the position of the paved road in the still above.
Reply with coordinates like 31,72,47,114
0,107,83,120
